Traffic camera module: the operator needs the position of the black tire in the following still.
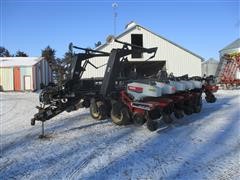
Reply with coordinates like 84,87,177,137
183,105,193,115
162,114,174,124
133,113,146,126
174,109,184,119
82,99,90,108
111,103,131,125
205,95,216,103
193,98,202,113
148,109,161,120
194,106,202,113
90,101,106,120
146,120,158,131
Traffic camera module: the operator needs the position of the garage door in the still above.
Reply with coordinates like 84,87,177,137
0,67,14,91
24,76,31,90
14,67,21,91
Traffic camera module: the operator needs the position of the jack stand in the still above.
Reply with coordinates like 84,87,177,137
39,121,46,139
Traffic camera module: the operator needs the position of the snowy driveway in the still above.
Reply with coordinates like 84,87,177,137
0,90,239,179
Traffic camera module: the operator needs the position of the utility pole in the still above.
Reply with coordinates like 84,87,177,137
112,2,118,36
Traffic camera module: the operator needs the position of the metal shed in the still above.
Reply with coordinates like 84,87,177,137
82,22,203,78
0,57,52,91
202,58,219,76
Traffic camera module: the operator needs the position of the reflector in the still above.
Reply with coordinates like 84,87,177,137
128,86,143,93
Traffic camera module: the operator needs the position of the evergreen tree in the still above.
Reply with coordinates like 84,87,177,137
41,46,56,65
94,41,102,48
15,50,28,57
0,47,11,57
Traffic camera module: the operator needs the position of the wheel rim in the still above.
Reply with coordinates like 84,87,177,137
91,102,100,118
92,108,99,117
111,104,131,125
114,111,123,122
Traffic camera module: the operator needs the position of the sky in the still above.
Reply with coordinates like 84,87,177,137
0,0,239,60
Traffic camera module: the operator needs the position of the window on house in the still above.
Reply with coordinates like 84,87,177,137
131,34,143,58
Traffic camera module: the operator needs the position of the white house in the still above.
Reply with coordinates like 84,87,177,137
82,22,203,78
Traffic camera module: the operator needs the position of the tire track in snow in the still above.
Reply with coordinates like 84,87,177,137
2,98,37,127
66,153,97,179
0,100,18,117
1,132,37,156
0,158,16,172
65,135,119,179
65,127,135,179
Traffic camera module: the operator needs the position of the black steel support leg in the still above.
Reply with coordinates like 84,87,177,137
39,121,46,138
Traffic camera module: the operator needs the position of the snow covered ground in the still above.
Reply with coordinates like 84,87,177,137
0,90,239,179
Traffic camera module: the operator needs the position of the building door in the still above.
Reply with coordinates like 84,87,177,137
121,61,166,77
14,67,21,91
131,34,143,58
24,76,31,90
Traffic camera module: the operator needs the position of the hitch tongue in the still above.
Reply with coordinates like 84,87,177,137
36,106,43,110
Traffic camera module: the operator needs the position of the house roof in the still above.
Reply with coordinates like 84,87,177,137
96,23,204,60
0,57,43,67
220,38,240,52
